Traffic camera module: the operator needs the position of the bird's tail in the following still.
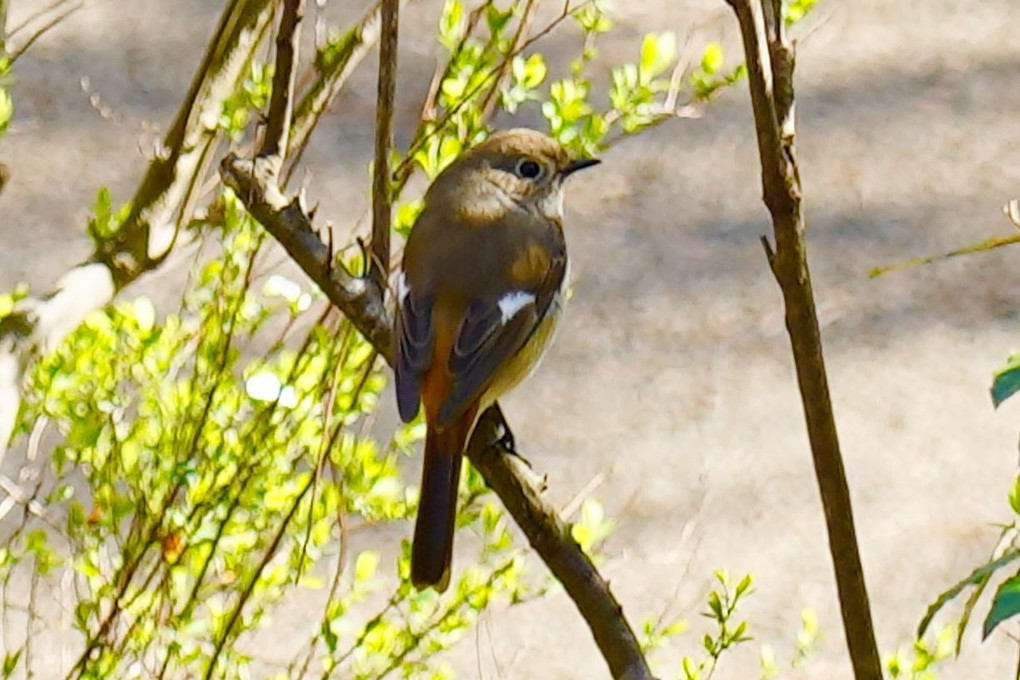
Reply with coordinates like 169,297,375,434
410,414,473,591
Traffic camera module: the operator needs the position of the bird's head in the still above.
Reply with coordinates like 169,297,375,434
426,128,600,223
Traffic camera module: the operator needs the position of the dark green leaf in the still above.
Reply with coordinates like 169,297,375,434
918,549,1020,637
992,357,1020,407
983,573,1020,639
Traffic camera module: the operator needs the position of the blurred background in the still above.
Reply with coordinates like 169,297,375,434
2,0,1019,677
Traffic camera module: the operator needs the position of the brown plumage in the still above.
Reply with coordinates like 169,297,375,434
394,128,599,590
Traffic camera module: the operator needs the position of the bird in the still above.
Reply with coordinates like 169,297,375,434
394,128,600,591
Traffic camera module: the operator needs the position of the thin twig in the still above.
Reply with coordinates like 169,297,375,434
0,0,9,55
262,0,305,158
7,0,71,35
724,1,881,678
203,472,318,680
869,232,1020,278
221,153,394,356
478,0,538,117
559,471,606,521
0,473,60,530
369,0,398,291
417,0,493,123
286,0,391,176
390,0,590,186
6,0,83,62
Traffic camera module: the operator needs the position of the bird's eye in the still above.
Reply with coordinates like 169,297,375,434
515,159,543,180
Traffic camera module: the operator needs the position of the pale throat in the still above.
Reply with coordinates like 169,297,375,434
532,185,565,221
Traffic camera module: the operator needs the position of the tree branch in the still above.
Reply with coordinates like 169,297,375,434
218,156,654,680
221,154,393,357
106,0,274,276
369,0,398,291
286,0,391,174
724,1,882,678
0,0,275,461
468,409,654,680
262,0,305,159
4,0,84,63
0,0,9,56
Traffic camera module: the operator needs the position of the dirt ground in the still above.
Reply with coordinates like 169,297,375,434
3,0,1020,677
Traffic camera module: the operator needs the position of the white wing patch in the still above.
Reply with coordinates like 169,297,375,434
497,291,536,322
396,271,410,303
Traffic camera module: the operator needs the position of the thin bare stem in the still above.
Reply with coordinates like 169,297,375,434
286,0,390,176
478,0,538,117
369,0,398,291
0,0,9,55
5,0,83,62
724,1,881,678
390,0,589,187
262,0,305,158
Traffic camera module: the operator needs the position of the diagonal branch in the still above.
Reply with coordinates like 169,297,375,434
369,0,398,291
4,0,85,63
724,1,882,678
106,0,274,276
218,155,654,680
221,154,393,356
0,0,275,460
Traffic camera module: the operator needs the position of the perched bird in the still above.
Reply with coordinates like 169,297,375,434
394,128,599,591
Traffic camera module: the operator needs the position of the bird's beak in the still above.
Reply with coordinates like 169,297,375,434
562,157,601,177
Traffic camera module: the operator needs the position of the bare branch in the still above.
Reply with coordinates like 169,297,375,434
5,0,83,62
369,0,398,291
869,232,1020,279
107,0,274,277
390,0,587,188
218,154,654,680
220,154,393,356
286,1,390,173
468,410,654,680
0,0,9,55
0,0,275,461
262,0,305,158
725,1,882,678
478,0,537,117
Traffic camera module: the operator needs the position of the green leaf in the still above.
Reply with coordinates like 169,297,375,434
992,354,1020,406
0,89,12,136
438,0,465,51
485,3,513,36
517,54,547,89
701,43,724,75
355,550,380,582
918,549,1020,637
983,573,1020,639
574,4,612,35
785,0,818,25
1009,477,1020,516
3,650,21,676
639,32,677,83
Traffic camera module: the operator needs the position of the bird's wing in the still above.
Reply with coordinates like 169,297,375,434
436,250,566,426
395,275,434,422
